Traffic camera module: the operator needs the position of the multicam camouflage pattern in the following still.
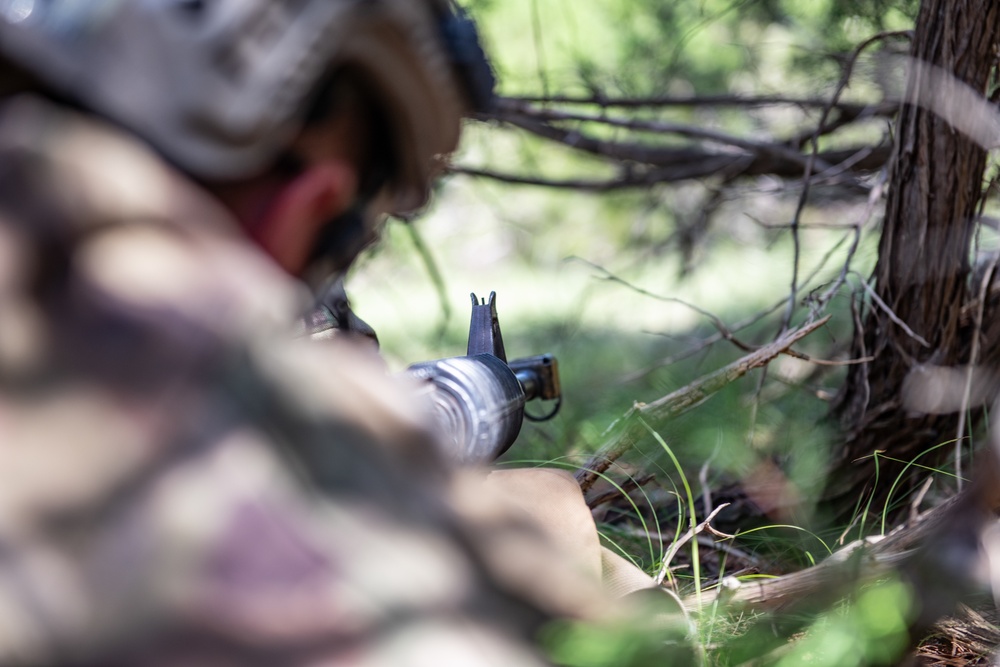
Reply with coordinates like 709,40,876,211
0,95,607,666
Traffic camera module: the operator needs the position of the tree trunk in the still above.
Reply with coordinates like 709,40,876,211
831,0,1000,517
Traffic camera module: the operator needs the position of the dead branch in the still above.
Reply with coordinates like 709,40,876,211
685,535,908,612
575,317,831,493
685,447,1000,616
655,503,732,585
496,94,893,114
450,144,891,191
500,114,890,177
457,85,898,192
495,106,834,165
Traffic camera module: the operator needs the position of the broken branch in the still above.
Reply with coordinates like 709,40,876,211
575,316,831,492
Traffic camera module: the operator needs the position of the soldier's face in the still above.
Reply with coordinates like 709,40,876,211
245,107,374,277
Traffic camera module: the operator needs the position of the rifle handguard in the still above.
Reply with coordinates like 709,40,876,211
406,292,561,463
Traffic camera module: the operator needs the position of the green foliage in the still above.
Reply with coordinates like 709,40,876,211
771,579,915,666
542,609,700,667
465,0,917,96
349,0,949,663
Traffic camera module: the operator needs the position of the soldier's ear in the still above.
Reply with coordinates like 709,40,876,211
250,160,359,276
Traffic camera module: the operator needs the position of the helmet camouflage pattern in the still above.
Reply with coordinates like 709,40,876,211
0,0,494,213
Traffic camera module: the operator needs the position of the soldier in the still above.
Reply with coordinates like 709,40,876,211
0,1,665,665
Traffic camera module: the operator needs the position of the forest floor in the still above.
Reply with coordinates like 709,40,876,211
589,472,1000,666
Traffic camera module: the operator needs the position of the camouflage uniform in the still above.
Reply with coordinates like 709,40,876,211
0,96,606,666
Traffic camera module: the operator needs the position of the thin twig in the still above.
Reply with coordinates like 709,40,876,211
812,169,889,314
615,253,834,386
574,258,756,352
909,476,934,523
781,30,911,337
852,272,931,347
781,350,875,366
696,534,764,569
655,503,731,585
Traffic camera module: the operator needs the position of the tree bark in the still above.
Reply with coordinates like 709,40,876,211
831,0,1000,516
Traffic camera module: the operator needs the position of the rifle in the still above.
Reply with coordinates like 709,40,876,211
307,284,561,463
407,292,561,463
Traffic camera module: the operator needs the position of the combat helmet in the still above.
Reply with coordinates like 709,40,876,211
0,0,494,214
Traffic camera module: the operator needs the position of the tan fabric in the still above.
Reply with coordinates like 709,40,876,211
600,548,657,599
482,469,658,601
446,469,607,623
485,469,603,583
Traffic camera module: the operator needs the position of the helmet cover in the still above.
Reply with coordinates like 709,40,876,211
0,0,493,213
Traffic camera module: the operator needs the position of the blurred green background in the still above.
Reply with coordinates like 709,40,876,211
343,2,999,663
348,0,918,561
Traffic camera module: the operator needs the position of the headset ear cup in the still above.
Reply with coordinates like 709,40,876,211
438,7,496,113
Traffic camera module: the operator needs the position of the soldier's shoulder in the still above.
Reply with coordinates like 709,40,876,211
0,93,443,517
